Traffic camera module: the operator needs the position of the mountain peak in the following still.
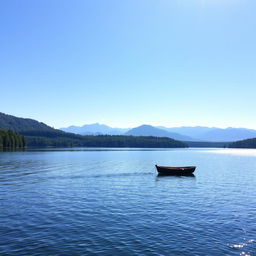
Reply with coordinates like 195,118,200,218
125,125,192,141
60,123,129,135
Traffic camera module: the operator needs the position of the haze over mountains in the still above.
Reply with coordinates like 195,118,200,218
158,126,256,142
125,125,192,141
61,123,129,135
60,124,256,142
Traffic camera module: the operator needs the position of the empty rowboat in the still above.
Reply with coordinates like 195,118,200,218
155,165,196,176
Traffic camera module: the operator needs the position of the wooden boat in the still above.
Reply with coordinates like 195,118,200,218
155,165,196,176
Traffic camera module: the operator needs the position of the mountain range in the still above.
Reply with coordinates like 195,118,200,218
0,112,187,148
60,124,256,142
61,123,129,135
1,111,256,144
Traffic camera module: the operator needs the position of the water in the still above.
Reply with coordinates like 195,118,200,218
0,148,256,256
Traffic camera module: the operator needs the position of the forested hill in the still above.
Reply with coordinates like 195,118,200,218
0,113,187,148
229,138,256,148
0,112,54,132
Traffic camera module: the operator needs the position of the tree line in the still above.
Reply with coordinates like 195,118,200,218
0,130,26,149
229,138,256,148
22,130,188,148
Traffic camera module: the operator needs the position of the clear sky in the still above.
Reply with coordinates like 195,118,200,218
0,0,255,129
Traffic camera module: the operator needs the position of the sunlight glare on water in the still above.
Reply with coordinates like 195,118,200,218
199,148,256,156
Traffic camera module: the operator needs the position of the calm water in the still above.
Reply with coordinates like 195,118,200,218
0,148,256,256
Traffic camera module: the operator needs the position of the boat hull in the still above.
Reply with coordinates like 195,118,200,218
155,165,196,176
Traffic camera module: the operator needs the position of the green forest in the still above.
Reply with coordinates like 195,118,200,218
25,133,188,148
0,130,26,149
229,138,256,148
0,127,188,148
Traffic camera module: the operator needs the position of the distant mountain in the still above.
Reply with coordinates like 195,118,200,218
158,126,256,142
60,123,129,135
125,125,193,141
197,127,256,142
62,123,256,142
158,126,214,139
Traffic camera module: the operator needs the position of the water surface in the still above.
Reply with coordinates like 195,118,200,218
0,148,256,256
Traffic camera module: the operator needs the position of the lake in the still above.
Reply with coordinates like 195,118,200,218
0,148,256,256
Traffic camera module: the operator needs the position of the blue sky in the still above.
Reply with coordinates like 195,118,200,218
0,0,255,129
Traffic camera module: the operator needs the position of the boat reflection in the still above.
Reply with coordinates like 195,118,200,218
155,173,196,182
157,173,195,178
